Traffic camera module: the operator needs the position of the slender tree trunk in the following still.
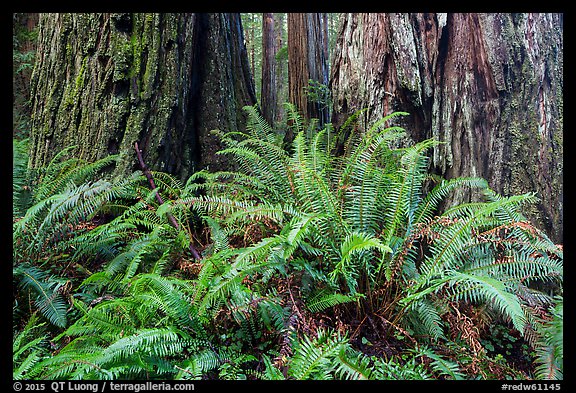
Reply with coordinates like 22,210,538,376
28,13,256,180
250,13,256,80
261,13,278,126
287,13,329,129
330,13,563,243
274,13,287,125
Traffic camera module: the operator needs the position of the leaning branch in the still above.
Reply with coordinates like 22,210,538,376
134,142,202,260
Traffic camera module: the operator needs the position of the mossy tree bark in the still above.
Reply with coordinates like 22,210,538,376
28,13,256,180
330,13,563,243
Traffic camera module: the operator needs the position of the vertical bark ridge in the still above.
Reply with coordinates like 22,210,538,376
330,13,562,242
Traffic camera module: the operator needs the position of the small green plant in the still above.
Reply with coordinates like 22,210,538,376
13,314,49,380
533,297,563,379
304,79,332,112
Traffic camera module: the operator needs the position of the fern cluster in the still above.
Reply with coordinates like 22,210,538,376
182,105,563,379
12,103,562,380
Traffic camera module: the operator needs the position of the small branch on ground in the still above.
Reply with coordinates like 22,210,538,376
134,141,202,260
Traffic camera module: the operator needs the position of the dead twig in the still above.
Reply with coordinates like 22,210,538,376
134,142,201,260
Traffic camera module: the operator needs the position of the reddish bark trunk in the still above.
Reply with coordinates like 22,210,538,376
287,13,329,128
330,13,563,242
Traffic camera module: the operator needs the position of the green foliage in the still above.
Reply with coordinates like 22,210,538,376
12,104,562,380
29,274,210,379
13,147,124,263
534,297,563,379
13,314,49,380
286,329,431,380
13,265,69,328
304,79,332,112
185,104,562,379
412,346,465,380
193,105,561,343
13,138,32,218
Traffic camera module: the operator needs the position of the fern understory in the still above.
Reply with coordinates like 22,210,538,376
13,107,563,381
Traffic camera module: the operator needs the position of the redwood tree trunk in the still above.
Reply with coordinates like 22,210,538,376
287,13,329,128
261,13,279,126
273,13,287,125
330,13,563,243
28,13,256,180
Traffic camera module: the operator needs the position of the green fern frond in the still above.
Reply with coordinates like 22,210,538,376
305,288,362,313
257,297,288,332
243,104,274,138
330,231,392,291
403,297,446,341
97,327,190,364
333,348,374,380
13,314,48,380
413,345,465,380
13,138,33,218
413,177,489,226
534,298,563,380
33,149,118,204
130,274,204,332
62,297,137,340
176,348,221,379
284,102,306,136
288,329,346,380
13,265,68,328
370,355,432,380
443,271,526,333
260,354,286,380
